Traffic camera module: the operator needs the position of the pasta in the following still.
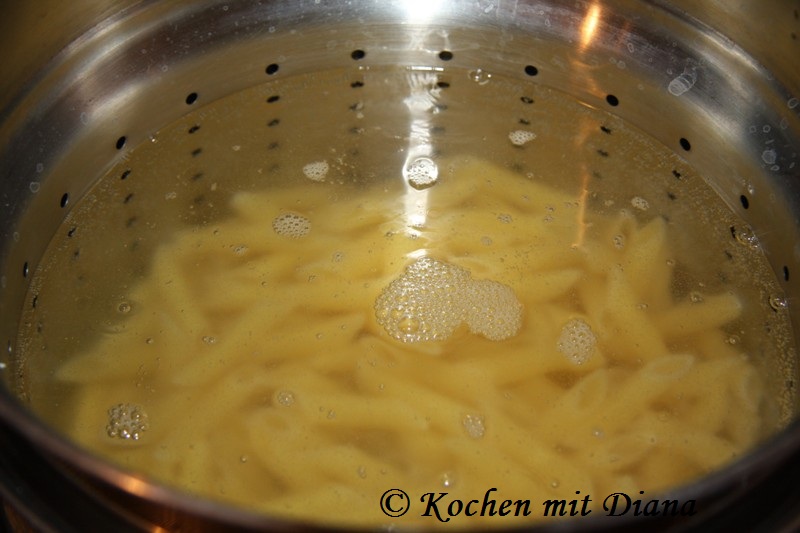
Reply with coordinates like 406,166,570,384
24,154,795,529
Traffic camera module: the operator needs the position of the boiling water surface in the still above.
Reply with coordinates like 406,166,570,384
16,66,797,527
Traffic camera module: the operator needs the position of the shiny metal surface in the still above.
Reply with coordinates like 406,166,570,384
1,0,799,530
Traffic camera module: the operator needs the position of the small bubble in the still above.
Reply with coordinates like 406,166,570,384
240,455,249,463
462,413,486,439
117,302,132,314
769,294,789,311
468,68,492,85
689,291,704,303
276,390,296,406
327,409,336,420
668,67,697,96
202,335,217,344
145,337,154,345
404,157,439,189
761,149,777,165
550,480,560,489
441,471,457,488
727,335,740,345
788,97,799,109
592,428,605,438
29,182,41,194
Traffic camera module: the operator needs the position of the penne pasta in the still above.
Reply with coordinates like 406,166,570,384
31,153,791,529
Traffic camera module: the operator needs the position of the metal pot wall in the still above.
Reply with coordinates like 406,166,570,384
1,1,799,531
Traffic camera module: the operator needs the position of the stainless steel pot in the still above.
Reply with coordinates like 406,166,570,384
1,1,799,531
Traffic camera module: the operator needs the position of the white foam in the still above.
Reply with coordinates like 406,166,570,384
557,318,596,365
404,157,439,190
631,196,650,211
464,279,524,342
374,257,522,343
374,257,466,343
272,212,311,238
106,403,149,440
462,413,486,439
303,160,329,182
508,130,536,146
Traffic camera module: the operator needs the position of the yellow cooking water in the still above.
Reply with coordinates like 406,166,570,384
14,66,797,527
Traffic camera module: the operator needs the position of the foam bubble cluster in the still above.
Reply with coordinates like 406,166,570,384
631,196,650,211
557,318,596,364
462,413,486,439
272,212,311,238
302,160,329,181
404,157,439,190
374,257,522,343
106,403,149,440
508,130,537,146
464,279,525,341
